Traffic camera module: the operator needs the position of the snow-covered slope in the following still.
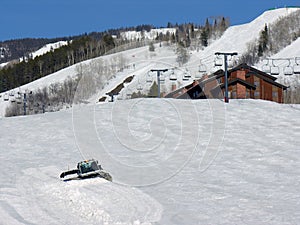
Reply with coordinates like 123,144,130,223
20,41,69,62
0,99,299,224
1,7,300,117
120,28,176,41
190,7,299,71
31,41,69,59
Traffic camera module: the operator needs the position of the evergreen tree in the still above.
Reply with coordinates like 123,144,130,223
148,81,158,97
257,24,269,56
200,29,208,47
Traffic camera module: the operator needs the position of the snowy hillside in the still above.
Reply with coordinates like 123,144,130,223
1,7,300,117
30,41,69,59
120,28,176,41
189,7,299,71
0,99,299,224
19,41,69,62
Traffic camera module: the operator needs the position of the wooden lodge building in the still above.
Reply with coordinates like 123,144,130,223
165,63,288,103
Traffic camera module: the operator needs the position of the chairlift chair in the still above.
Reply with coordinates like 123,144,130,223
284,66,293,76
293,65,300,74
270,60,280,76
146,72,153,83
214,56,223,67
183,72,191,79
4,93,9,101
198,64,207,73
262,63,271,74
261,59,271,74
17,99,22,104
293,57,300,74
182,76,190,81
16,91,22,103
227,55,236,69
270,66,280,76
282,59,293,76
169,70,177,81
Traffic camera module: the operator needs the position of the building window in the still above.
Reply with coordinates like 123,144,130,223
272,91,278,98
254,91,260,98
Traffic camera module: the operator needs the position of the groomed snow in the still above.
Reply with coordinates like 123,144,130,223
0,99,299,224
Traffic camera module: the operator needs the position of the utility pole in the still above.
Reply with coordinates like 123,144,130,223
150,69,168,98
215,52,238,103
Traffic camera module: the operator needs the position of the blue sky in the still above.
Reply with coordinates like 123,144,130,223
1,0,299,41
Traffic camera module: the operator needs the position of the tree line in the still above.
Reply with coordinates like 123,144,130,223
0,34,116,92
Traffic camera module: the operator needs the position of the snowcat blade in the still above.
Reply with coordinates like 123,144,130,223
60,169,79,178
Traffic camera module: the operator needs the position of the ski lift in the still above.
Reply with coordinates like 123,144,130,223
169,69,177,81
293,57,300,74
182,75,190,81
227,55,236,69
262,59,271,74
214,55,223,67
16,91,22,100
283,59,293,76
198,64,207,73
146,71,153,83
17,98,22,104
4,93,9,101
10,98,16,103
9,90,15,97
183,70,191,79
270,59,280,76
197,63,207,79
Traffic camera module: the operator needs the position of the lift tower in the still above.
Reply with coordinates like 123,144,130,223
215,52,238,103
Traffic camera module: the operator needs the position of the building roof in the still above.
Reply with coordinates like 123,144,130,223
164,63,288,99
230,63,278,81
208,63,287,90
219,78,257,90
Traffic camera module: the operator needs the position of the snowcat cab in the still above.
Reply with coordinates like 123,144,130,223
60,159,112,181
